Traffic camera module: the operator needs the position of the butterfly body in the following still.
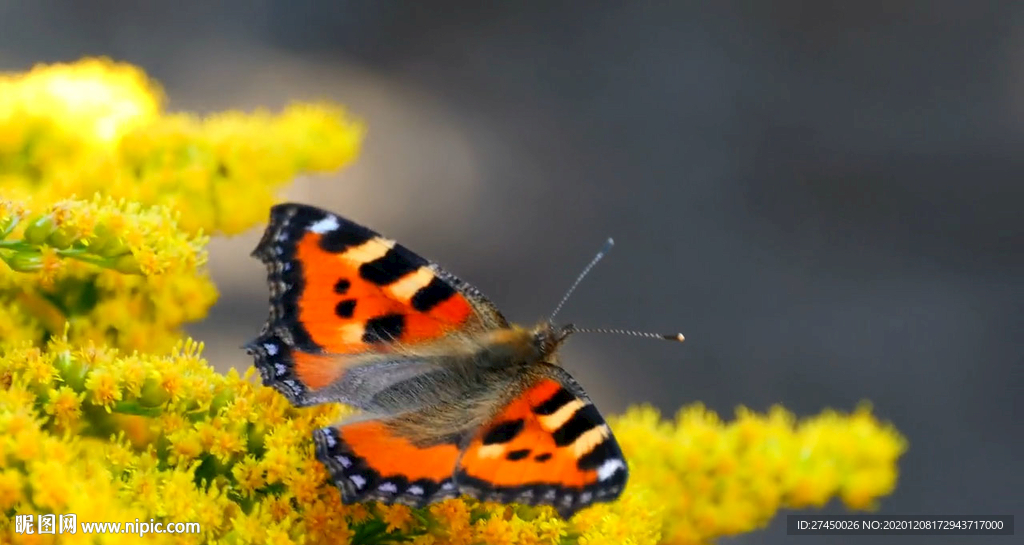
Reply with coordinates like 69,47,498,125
246,204,628,517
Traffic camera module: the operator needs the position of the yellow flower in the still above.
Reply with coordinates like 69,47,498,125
84,366,122,410
232,456,266,497
409,534,437,545
2,58,363,238
265,493,295,524
610,403,906,544
0,334,907,544
430,498,472,532
0,469,24,510
43,385,84,428
2,196,215,353
0,57,160,144
475,515,517,545
379,503,415,533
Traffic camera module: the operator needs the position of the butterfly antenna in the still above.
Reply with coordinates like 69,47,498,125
549,237,615,323
564,326,685,343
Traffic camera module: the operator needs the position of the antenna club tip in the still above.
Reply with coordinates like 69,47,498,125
668,333,685,342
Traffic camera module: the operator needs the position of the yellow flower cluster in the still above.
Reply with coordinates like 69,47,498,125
612,404,906,544
1,58,364,353
0,57,907,544
0,57,365,236
0,196,215,353
0,338,905,545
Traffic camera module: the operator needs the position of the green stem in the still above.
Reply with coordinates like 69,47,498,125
0,240,36,250
112,400,166,418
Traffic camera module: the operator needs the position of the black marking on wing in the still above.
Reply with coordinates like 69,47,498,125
576,437,619,471
505,449,531,461
243,333,313,406
552,405,604,447
335,299,357,318
318,222,374,253
362,313,405,343
411,277,457,312
454,466,627,519
482,419,525,445
359,248,424,286
248,205,320,351
533,387,575,415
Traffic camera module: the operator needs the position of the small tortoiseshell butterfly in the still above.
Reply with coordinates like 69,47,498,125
245,203,682,517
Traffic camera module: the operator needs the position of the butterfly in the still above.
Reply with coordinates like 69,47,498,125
245,203,680,517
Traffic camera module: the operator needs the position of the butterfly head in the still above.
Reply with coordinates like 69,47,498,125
530,321,577,358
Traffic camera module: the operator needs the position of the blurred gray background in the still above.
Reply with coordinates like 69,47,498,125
2,1,1020,543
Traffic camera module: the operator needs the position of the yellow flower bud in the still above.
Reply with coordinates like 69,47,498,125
89,224,129,257
3,251,43,272
22,215,56,245
109,253,143,274
138,377,170,407
209,389,234,416
0,216,19,239
46,226,79,249
54,353,89,392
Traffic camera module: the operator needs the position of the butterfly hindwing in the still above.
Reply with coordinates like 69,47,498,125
455,366,628,518
313,366,629,516
247,203,508,404
314,417,462,507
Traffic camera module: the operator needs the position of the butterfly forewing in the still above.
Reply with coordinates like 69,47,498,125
247,203,506,404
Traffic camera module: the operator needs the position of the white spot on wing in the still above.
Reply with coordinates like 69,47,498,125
349,474,366,489
324,433,337,448
408,485,424,495
309,216,340,234
264,343,278,355
274,363,286,376
334,455,351,468
378,482,398,493
597,459,626,481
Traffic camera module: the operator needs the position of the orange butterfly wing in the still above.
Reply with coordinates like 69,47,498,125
456,370,628,518
246,203,506,404
314,372,628,515
315,420,462,507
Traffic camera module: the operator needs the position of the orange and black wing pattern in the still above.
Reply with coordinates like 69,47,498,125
246,203,507,405
455,369,628,518
314,419,462,507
